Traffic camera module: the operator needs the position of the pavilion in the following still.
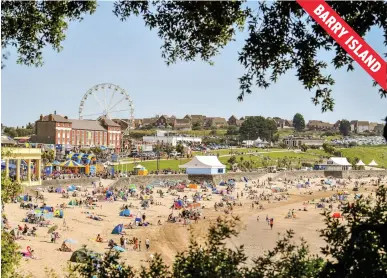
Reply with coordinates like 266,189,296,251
2,147,42,186
179,156,226,175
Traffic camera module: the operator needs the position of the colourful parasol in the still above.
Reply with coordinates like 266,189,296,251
60,160,85,167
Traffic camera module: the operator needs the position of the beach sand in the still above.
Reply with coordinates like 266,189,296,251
4,175,379,277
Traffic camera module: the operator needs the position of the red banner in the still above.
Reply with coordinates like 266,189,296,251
296,0,387,90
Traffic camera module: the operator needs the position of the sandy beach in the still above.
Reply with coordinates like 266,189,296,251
4,174,381,277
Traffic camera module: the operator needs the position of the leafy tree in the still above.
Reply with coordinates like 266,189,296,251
1,1,97,67
42,150,55,164
226,125,239,135
113,1,387,111
210,126,217,136
68,249,136,277
2,127,17,138
1,150,23,205
339,119,351,136
300,144,308,152
1,175,23,205
176,144,184,155
1,150,24,278
292,113,306,132
164,145,174,158
4,2,386,109
1,230,22,278
318,186,387,277
25,122,34,129
227,156,237,165
192,122,201,131
2,126,34,137
239,116,277,142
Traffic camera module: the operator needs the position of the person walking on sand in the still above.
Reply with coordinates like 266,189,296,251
270,218,274,230
256,216,260,222
145,238,150,251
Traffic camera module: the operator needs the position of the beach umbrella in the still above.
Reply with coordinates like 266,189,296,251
60,160,85,167
64,239,78,244
45,162,53,167
113,246,126,252
52,160,61,166
47,225,58,234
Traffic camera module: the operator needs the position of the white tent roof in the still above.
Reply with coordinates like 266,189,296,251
368,160,378,166
356,160,365,166
134,164,145,169
179,156,226,169
328,157,351,166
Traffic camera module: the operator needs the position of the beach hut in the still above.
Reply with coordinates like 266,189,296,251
112,224,123,234
119,209,131,217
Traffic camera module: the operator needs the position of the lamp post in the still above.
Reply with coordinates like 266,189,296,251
156,151,160,172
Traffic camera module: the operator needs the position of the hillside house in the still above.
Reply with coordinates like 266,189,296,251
141,118,157,128
350,121,369,133
174,119,192,130
283,137,324,148
272,117,293,129
228,115,244,127
307,120,334,131
184,115,206,126
205,117,228,128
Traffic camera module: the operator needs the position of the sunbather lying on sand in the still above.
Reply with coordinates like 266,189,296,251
59,242,72,252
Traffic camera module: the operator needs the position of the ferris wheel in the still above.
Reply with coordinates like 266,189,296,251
78,83,134,133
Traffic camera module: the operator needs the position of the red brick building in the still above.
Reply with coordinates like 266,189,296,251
32,114,122,151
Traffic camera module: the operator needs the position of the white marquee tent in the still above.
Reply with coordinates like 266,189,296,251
355,160,365,166
326,157,352,171
179,156,226,175
368,160,378,166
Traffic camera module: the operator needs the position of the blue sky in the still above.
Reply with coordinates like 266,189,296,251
1,2,386,127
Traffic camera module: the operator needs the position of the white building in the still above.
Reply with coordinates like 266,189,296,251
143,132,201,146
325,157,352,171
242,138,270,148
179,156,226,175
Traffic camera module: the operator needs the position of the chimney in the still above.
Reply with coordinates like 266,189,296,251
49,114,54,121
40,114,43,121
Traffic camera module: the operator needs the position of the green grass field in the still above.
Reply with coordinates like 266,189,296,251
340,146,387,168
115,145,387,171
307,146,387,168
115,158,190,172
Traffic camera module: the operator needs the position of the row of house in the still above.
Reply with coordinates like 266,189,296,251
30,113,122,151
115,114,383,134
117,115,246,131
300,120,383,134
